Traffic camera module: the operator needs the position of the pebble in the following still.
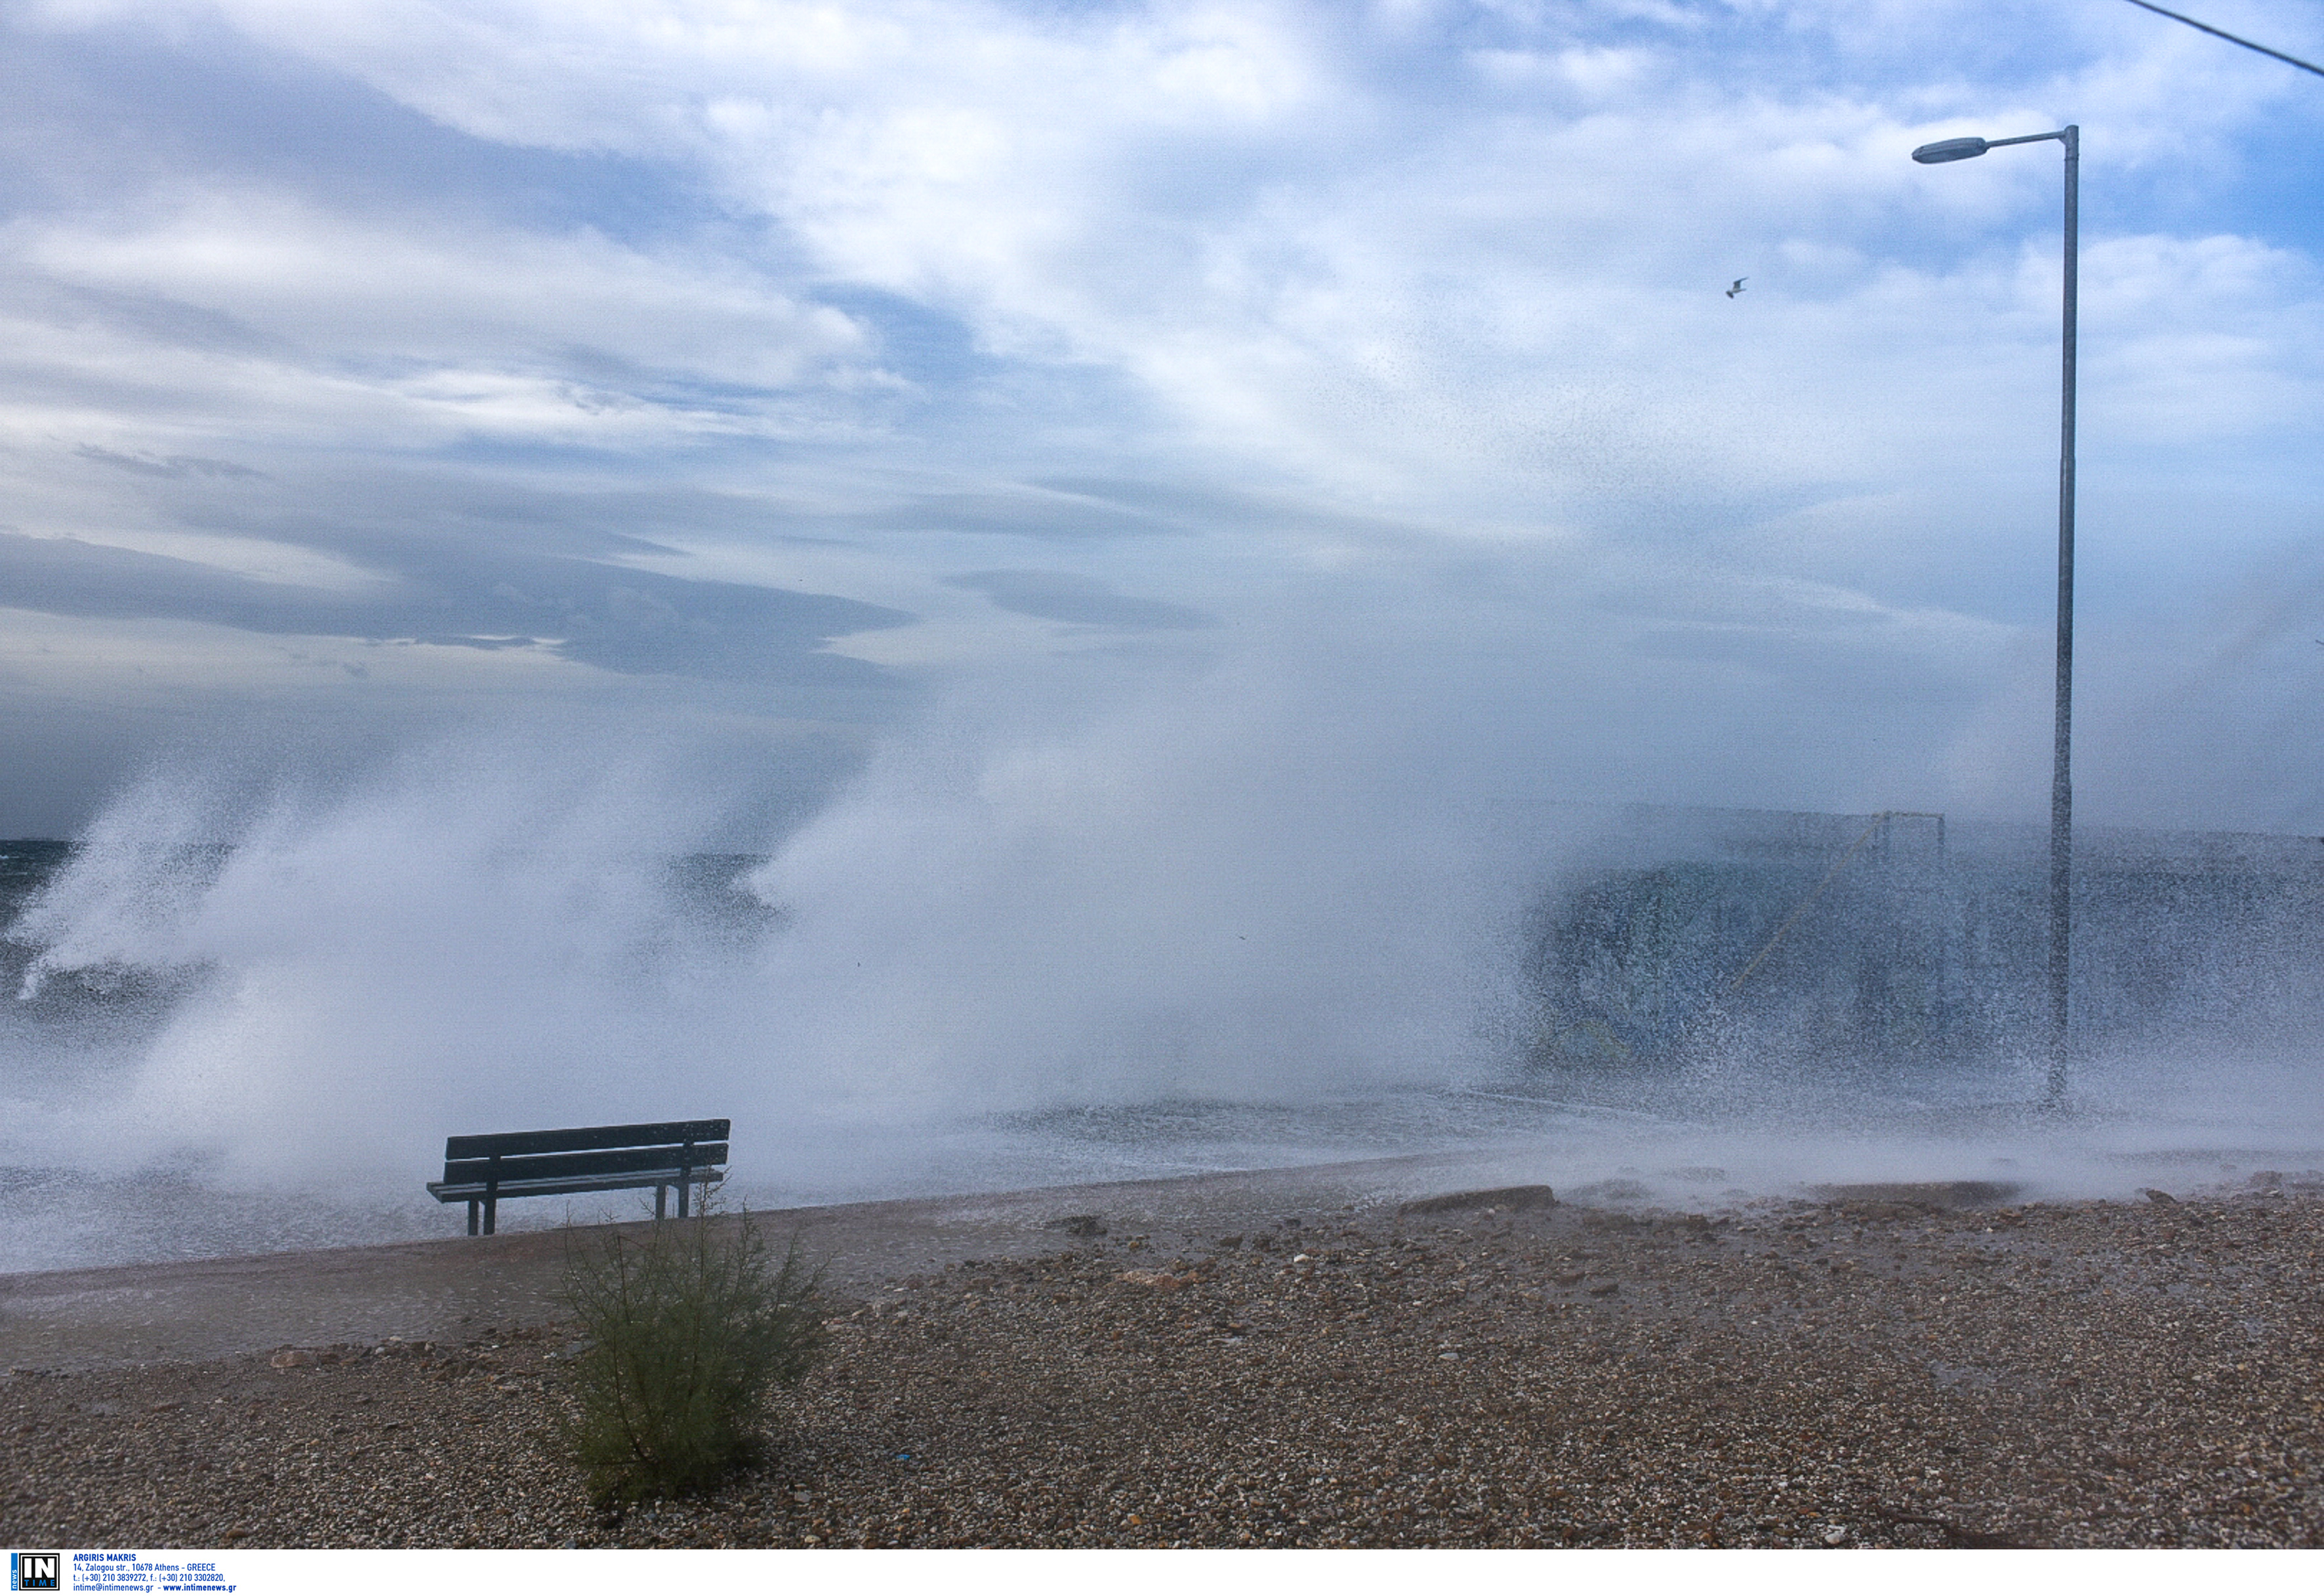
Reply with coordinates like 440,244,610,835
8,1191,2323,1549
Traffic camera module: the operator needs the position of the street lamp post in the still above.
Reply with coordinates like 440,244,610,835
1911,125,2079,1108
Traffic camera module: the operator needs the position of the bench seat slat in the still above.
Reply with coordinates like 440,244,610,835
428,1168,727,1203
439,1143,727,1187
444,1120,729,1161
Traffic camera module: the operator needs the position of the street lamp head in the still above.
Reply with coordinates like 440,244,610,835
1912,136,1990,163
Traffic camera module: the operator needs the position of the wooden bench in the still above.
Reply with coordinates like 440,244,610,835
426,1119,729,1235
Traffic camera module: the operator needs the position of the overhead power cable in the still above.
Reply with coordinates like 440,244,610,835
2117,0,2324,79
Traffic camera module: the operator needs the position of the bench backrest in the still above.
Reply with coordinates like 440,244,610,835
440,1118,729,1186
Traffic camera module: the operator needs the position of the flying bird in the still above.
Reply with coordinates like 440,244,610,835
1726,277,1747,298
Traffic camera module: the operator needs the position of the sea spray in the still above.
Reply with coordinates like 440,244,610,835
2,656,1554,1215
3,724,773,1183
734,648,1539,1116
12,635,2321,1276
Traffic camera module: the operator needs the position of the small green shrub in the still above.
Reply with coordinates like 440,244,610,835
560,1206,826,1502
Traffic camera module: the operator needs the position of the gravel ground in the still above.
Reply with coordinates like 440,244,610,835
6,1183,2322,1549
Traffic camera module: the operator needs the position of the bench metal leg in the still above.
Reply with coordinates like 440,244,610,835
655,1184,667,1221
678,1177,691,1219
483,1193,497,1235
467,1200,479,1237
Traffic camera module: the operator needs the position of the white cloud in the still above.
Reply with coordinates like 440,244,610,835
12,1,2317,525
0,187,890,454
0,0,2317,832
2083,231,2324,449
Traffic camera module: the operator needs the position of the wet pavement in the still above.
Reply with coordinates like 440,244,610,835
0,1149,1544,1371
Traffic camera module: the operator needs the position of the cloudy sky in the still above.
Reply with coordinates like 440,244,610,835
3,0,2321,838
